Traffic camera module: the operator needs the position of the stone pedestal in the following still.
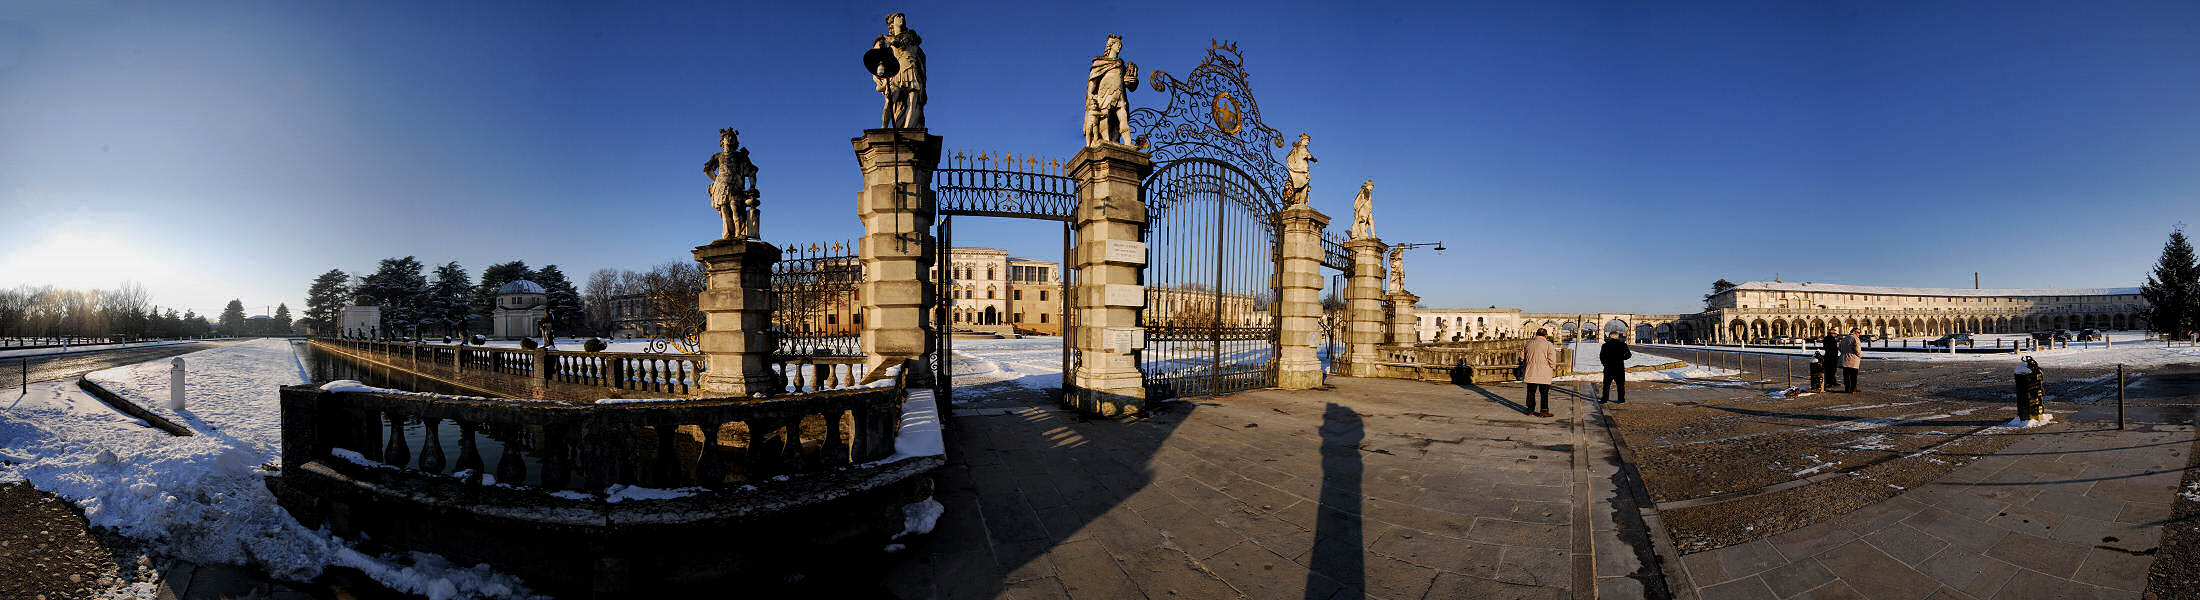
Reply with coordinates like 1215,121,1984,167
1339,238,1388,377
1388,291,1421,346
1067,142,1153,416
693,239,782,396
1275,206,1330,389
853,129,942,383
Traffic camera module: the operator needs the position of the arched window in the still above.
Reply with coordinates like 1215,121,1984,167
987,266,996,280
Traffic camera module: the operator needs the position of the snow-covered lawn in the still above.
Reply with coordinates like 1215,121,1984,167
0,339,537,599
0,339,219,360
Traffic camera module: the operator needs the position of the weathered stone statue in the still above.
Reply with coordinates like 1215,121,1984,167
869,12,927,129
1283,133,1315,207
1350,180,1375,239
705,128,761,240
1085,34,1139,146
1387,246,1406,294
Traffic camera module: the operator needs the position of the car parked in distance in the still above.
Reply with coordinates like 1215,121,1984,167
1925,333,1973,348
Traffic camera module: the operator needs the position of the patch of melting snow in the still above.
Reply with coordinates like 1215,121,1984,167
2182,481,2200,504
2000,415,2055,428
1845,434,1894,451
1828,401,1929,412
1793,459,1837,477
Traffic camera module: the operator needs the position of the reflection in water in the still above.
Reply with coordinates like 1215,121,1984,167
292,342,551,487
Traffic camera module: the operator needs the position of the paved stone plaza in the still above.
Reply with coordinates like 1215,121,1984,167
884,376,1661,599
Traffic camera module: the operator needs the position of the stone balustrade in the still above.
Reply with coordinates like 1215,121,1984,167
318,337,706,396
267,361,937,594
1364,339,1576,384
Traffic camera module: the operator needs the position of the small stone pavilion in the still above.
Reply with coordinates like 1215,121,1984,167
491,279,547,339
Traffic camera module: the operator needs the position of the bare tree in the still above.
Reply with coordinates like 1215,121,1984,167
637,261,704,352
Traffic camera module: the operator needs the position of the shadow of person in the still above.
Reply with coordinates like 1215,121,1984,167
1307,402,1366,599
1456,381,1534,415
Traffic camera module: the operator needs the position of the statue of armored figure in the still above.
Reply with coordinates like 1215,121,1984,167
1283,133,1315,207
1085,34,1139,146
868,12,927,129
1350,180,1375,239
1387,246,1406,294
705,128,761,240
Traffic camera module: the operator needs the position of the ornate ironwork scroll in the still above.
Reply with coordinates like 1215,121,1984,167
1129,40,1290,208
1321,230,1352,271
769,241,865,358
931,151,1077,221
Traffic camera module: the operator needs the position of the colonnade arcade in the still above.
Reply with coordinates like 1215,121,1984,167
1705,311,2147,343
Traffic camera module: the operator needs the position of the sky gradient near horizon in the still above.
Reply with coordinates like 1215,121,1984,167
3,1,2197,318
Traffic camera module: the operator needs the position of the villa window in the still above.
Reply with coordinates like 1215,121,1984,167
1040,290,1048,301
1014,290,1023,300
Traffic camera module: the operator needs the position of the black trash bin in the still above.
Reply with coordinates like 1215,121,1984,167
1807,360,1825,392
2014,356,2044,421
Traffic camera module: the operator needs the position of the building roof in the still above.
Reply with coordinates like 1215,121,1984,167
1730,281,2140,298
498,279,547,295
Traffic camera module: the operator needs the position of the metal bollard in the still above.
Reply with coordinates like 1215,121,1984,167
168,358,186,410
2117,363,2125,431
2014,356,2043,422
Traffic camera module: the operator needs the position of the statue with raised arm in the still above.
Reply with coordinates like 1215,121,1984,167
1283,133,1315,207
1350,179,1375,239
1387,246,1406,294
705,128,761,240
1085,34,1139,146
868,12,927,129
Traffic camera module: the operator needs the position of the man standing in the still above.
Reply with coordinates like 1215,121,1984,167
1522,328,1558,418
1819,330,1840,391
1839,327,1863,393
1600,333,1631,403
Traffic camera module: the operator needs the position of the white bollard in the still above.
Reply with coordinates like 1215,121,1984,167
168,358,186,410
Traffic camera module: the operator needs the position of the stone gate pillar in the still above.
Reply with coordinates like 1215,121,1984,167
1339,238,1388,376
1274,206,1330,389
694,239,782,395
853,129,943,382
1388,291,1421,346
1067,142,1152,416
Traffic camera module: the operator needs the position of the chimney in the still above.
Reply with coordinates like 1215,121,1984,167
1974,272,1979,289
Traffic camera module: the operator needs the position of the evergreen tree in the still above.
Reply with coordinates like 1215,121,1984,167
274,303,293,335
535,265,586,336
304,269,352,335
2141,228,2200,338
1703,279,1738,310
218,300,248,336
473,261,535,332
427,261,474,337
360,256,429,338
183,311,211,336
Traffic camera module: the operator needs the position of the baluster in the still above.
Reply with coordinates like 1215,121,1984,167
539,425,571,489
651,423,681,487
745,418,780,478
781,419,806,471
495,424,528,485
419,417,446,474
455,422,485,482
823,409,849,466
382,411,412,468
693,421,724,487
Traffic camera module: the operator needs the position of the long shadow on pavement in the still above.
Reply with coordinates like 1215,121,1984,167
1307,403,1365,600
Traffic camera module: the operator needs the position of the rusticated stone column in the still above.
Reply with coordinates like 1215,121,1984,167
1388,290,1421,346
853,129,943,383
693,239,783,395
1339,238,1388,377
1274,206,1330,389
1067,141,1152,416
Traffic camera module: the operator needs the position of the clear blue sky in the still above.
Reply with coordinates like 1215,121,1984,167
3,1,2196,317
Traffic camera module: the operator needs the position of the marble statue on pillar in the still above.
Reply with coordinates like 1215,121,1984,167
706,128,761,240
1388,246,1406,294
1085,34,1140,146
1350,180,1375,239
1283,133,1316,207
867,12,927,129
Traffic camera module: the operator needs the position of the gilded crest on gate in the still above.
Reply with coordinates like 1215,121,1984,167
1211,92,1242,135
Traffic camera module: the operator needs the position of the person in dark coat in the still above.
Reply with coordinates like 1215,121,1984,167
1599,333,1631,403
1819,331,1840,390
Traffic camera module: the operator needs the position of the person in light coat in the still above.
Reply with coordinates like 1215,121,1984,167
1522,329,1558,417
1838,328,1863,392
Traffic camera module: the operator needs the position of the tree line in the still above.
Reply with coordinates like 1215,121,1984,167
303,258,701,340
0,283,216,340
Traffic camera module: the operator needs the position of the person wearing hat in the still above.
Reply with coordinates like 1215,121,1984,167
1599,333,1631,403
1522,328,1558,417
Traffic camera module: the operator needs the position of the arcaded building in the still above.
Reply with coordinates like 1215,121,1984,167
1695,280,2147,342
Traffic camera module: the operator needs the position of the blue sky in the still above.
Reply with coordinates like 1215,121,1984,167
2,1,2196,317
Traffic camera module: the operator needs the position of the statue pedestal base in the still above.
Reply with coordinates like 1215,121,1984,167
1067,142,1153,416
1275,206,1330,389
694,239,781,396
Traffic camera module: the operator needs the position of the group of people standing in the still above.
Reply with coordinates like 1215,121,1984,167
1820,328,1865,393
1515,328,1635,418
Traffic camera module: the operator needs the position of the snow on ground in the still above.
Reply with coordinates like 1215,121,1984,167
949,336,1068,391
1564,341,1690,373
0,339,218,359
0,339,540,599
1648,331,2200,369
1556,363,1740,383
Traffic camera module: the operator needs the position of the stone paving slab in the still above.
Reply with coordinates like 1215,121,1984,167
884,376,1665,599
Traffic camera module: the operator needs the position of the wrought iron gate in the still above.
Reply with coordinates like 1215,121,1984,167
1139,158,1280,398
929,152,1080,402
